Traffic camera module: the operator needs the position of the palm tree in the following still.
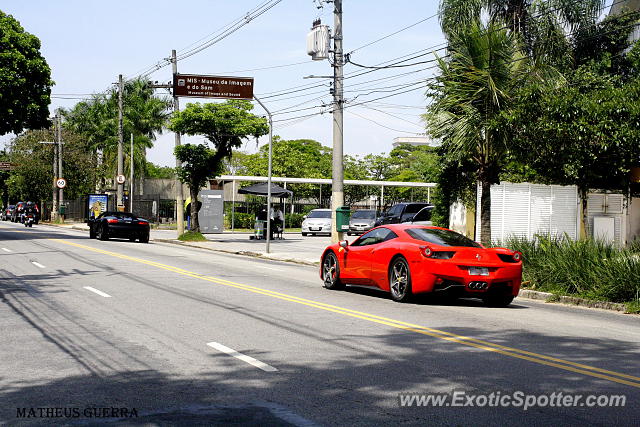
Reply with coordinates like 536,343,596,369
64,78,171,190
425,21,525,244
439,0,605,67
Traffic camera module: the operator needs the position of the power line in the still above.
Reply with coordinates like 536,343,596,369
357,104,425,127
128,0,286,80
347,12,441,55
347,110,423,134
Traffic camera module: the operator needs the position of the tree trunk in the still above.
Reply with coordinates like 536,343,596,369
480,180,492,246
580,189,588,240
190,186,200,233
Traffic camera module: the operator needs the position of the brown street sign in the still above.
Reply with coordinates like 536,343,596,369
0,161,14,171
173,74,254,99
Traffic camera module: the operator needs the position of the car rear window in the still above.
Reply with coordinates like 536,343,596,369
307,210,331,218
405,204,430,214
412,207,433,222
405,228,481,247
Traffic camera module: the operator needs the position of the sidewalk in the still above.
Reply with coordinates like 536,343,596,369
41,221,328,266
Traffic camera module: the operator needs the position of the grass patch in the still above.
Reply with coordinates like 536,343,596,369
626,300,640,314
177,231,207,242
506,235,640,308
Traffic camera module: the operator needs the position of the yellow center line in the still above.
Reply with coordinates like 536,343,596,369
52,238,640,389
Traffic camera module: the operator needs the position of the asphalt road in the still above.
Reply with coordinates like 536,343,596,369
0,221,639,426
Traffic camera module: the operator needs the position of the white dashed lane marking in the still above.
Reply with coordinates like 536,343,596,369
207,341,278,372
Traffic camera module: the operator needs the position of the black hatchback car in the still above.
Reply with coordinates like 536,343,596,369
88,211,150,243
374,202,433,226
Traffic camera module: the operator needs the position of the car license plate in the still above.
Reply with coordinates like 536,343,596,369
356,226,364,230
310,227,320,231
468,267,489,276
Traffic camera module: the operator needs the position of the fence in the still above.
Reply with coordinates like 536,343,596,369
50,194,175,223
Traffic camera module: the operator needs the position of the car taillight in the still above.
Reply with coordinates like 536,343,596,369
138,221,147,225
107,219,118,224
420,246,432,257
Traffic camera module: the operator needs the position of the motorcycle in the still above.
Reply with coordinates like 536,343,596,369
24,213,34,227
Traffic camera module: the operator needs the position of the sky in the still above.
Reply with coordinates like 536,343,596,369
1,0,619,167
1,0,447,166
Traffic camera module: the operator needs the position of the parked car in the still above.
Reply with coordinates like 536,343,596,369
10,201,25,222
301,209,332,236
2,205,15,221
320,224,522,306
374,202,433,226
347,209,378,236
88,211,150,243
406,206,433,225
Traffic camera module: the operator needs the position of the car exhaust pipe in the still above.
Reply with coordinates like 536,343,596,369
468,281,488,290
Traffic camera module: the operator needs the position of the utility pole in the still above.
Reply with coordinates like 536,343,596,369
330,0,344,244
130,133,134,213
117,74,124,211
51,118,59,221
57,111,64,219
172,49,185,236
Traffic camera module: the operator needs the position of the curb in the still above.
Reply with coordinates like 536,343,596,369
518,289,629,313
153,238,320,267
37,222,88,232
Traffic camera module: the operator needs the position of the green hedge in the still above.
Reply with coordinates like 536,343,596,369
507,235,640,309
285,213,305,228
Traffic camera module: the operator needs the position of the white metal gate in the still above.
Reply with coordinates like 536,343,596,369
476,182,579,243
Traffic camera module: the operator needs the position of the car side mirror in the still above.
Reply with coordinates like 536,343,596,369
303,215,307,220
339,240,349,249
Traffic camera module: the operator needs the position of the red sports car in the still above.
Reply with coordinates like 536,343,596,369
320,224,522,307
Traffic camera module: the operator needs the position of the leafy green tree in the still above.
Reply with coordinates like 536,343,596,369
383,144,440,204
0,11,53,135
173,144,217,232
170,100,268,232
145,161,175,179
229,137,332,205
425,21,525,244
6,128,96,204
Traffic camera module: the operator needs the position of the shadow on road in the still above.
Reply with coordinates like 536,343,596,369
1,268,639,426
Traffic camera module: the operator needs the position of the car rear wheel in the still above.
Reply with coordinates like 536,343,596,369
389,256,412,302
139,233,149,243
97,225,109,241
483,292,514,308
322,252,344,290
89,227,96,239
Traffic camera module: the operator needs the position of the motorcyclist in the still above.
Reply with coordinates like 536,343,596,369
22,202,36,225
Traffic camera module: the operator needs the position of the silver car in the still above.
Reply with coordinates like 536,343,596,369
347,209,378,236
301,209,332,236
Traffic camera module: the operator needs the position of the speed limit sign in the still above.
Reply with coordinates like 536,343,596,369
56,178,66,189
116,174,126,184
